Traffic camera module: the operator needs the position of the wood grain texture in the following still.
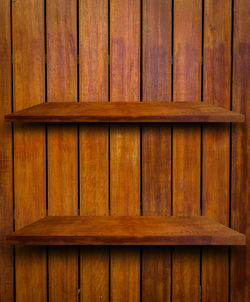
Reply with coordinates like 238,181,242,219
110,125,140,216
46,0,78,301
202,1,231,301
1,1,248,300
79,0,109,301
81,247,109,302
12,0,46,301
110,0,140,103
142,0,172,102
0,0,13,301
231,0,250,300
111,247,140,302
6,216,246,245
142,0,172,300
80,124,109,302
79,0,108,102
110,0,140,300
172,0,202,301
5,102,244,123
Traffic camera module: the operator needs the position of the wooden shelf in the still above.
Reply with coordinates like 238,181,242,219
6,216,245,246
5,102,244,123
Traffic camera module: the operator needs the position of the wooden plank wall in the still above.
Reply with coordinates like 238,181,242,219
0,0,13,301
79,1,109,301
202,1,231,300
142,0,172,301
0,0,249,301
172,0,202,300
12,1,47,302
46,1,78,301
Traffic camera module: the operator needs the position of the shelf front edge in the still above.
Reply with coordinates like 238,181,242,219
4,102,245,123
5,216,246,246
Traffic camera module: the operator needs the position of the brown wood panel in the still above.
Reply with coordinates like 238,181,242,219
202,1,231,301
6,102,244,123
12,0,46,301
46,0,78,301
142,0,172,103
110,0,140,300
79,0,108,102
79,0,109,301
231,0,250,300
172,0,202,301
6,216,246,246
1,1,248,300
0,0,13,301
142,0,172,300
81,247,109,301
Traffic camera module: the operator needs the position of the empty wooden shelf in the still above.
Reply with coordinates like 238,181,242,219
5,102,244,123
6,216,246,245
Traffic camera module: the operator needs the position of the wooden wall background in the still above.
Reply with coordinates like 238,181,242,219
0,0,249,301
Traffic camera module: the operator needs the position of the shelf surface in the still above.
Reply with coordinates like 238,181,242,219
6,216,246,245
5,102,244,123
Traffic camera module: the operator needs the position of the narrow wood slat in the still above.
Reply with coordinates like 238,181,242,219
202,1,231,301
110,0,140,301
6,216,246,246
5,102,244,123
79,0,109,301
80,247,109,302
231,0,250,300
12,0,47,301
0,0,13,300
46,0,78,301
172,0,202,301
142,0,172,301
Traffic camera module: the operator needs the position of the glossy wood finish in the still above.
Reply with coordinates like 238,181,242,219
1,0,249,300
142,0,172,301
202,1,231,301
110,1,140,300
0,0,13,301
12,1,47,301
46,1,78,301
6,216,246,246
231,0,250,301
172,0,202,301
79,0,109,301
5,101,244,123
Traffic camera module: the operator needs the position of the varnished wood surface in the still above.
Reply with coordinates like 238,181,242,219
231,0,250,301
0,0,13,300
46,1,78,301
5,101,244,123
110,1,141,301
172,0,202,300
202,0,231,301
142,0,172,300
79,0,109,301
1,0,249,300
12,0,47,301
6,216,246,246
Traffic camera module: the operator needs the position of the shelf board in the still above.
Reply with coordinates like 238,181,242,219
5,102,244,123
6,216,246,246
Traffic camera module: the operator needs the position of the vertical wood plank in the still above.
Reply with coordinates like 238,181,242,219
110,0,140,301
46,0,78,301
12,0,47,301
79,0,109,301
172,0,202,301
142,0,172,301
231,0,250,300
202,1,231,301
0,0,13,301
